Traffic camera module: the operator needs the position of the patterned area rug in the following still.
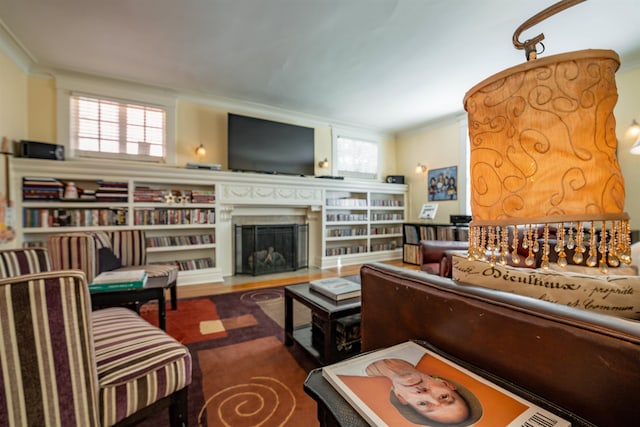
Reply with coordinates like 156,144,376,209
138,287,320,427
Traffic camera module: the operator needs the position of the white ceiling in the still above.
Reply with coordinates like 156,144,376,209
1,0,640,134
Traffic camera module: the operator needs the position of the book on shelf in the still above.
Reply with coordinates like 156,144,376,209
309,277,361,301
322,341,571,427
89,269,148,292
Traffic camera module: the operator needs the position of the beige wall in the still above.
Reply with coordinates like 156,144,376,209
614,67,640,231
27,76,57,143
0,50,28,143
175,103,342,172
24,78,394,180
395,119,465,224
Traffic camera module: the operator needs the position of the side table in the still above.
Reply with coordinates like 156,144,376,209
284,282,361,365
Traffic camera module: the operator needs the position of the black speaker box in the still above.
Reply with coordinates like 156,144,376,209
386,175,405,184
19,140,65,161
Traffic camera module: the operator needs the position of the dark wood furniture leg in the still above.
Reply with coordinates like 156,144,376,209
284,288,294,346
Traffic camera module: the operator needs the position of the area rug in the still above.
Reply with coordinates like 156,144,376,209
138,287,321,427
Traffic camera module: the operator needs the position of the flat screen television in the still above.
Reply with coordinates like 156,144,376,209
227,113,315,176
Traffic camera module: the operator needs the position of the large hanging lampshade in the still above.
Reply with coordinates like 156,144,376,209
463,4,631,272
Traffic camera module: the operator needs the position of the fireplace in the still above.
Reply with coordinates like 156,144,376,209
234,224,309,276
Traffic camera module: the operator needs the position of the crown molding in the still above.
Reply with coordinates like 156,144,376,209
0,17,36,72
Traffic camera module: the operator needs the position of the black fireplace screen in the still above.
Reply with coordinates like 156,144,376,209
234,223,309,276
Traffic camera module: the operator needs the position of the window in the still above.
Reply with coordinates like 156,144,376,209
334,134,380,180
71,94,167,162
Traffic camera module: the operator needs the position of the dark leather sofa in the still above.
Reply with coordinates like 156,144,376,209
420,239,469,275
359,262,640,427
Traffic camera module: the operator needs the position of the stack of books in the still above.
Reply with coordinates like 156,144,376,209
22,177,64,201
96,180,129,203
309,277,361,301
133,186,166,203
89,269,148,292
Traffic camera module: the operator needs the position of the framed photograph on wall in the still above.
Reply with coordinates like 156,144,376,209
428,166,457,201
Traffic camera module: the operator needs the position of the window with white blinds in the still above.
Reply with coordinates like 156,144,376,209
71,94,166,162
335,135,380,179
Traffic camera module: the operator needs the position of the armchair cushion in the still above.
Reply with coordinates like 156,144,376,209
92,308,191,426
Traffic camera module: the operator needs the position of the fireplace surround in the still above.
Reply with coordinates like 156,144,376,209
234,223,309,276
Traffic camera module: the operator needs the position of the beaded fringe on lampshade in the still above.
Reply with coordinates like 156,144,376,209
463,49,631,272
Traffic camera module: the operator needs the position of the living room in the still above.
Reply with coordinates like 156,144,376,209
1,1,640,426
1,2,639,278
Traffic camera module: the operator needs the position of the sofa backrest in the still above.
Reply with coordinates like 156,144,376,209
360,262,640,427
0,270,100,426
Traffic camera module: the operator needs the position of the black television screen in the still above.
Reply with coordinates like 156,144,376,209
227,113,315,176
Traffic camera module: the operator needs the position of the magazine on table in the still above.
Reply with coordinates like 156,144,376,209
90,269,148,291
309,277,361,301
322,341,571,427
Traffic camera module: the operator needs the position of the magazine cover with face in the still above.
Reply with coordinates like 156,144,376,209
322,341,570,427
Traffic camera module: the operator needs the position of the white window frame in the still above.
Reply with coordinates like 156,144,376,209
56,74,177,164
332,128,382,180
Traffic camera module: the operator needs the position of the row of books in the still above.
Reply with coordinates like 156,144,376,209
325,242,400,256
370,213,404,221
191,190,216,204
370,241,399,252
132,208,215,225
326,198,404,208
370,226,402,235
326,198,368,207
402,243,421,264
23,208,128,228
325,245,368,256
162,257,214,271
134,187,216,204
369,199,404,207
146,234,215,247
326,227,368,237
326,213,368,222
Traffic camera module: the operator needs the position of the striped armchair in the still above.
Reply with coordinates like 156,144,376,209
0,247,51,278
0,269,191,426
47,230,179,306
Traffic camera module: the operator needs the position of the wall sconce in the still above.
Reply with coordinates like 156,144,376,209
195,144,206,157
627,119,640,139
630,136,640,155
318,158,329,168
415,163,428,174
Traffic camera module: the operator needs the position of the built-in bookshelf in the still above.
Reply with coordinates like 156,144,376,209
13,158,409,279
402,222,470,265
17,171,218,284
322,189,405,267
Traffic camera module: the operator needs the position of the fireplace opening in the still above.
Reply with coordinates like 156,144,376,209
234,223,309,276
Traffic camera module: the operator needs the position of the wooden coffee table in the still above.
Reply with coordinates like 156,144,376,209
284,282,361,365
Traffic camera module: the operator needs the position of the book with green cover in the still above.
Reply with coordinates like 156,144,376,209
89,269,148,292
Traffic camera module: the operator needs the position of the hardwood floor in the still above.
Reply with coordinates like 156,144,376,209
177,259,420,299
